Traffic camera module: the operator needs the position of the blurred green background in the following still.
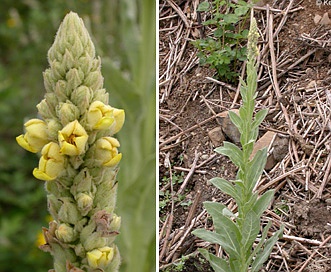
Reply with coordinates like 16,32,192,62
0,1,156,271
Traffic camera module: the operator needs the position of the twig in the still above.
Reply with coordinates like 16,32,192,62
177,149,200,195
297,236,331,272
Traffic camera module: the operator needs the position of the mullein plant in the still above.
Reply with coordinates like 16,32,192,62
16,12,125,272
192,18,283,272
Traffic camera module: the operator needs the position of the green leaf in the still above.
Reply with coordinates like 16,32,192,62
248,221,272,266
251,225,284,272
192,228,240,258
228,110,242,132
215,142,243,169
252,190,275,218
198,249,232,272
214,28,224,38
252,109,268,129
197,1,210,12
203,202,241,256
246,148,267,192
223,14,240,24
241,210,260,255
209,177,240,202
235,5,249,17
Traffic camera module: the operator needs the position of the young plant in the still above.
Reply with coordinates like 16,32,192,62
192,18,283,272
16,12,124,271
193,0,252,82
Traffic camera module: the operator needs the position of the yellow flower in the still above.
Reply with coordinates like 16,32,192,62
87,246,114,268
112,108,125,135
33,142,65,181
58,120,88,156
16,119,49,153
94,137,122,167
36,231,46,247
87,101,114,130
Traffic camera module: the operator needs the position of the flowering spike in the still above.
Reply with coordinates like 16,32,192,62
16,11,124,271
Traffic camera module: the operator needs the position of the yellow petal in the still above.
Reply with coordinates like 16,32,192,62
33,168,54,181
94,117,114,130
58,120,88,156
16,134,38,153
59,141,80,156
87,101,114,130
112,109,125,135
87,249,103,268
25,119,47,138
103,153,122,167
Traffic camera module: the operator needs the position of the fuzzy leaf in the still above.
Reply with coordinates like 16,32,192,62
228,110,242,132
199,249,232,272
203,202,241,257
241,210,260,256
193,206,241,260
215,142,243,169
252,109,268,129
252,190,274,218
246,148,267,192
192,228,240,259
248,221,272,266
251,225,284,272
209,178,240,202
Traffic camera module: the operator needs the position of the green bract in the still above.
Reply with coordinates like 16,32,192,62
16,12,124,272
192,18,283,272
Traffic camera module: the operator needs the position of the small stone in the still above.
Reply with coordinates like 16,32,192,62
221,111,241,144
272,136,289,162
208,127,225,147
314,14,322,25
328,54,331,63
320,12,331,25
201,154,209,160
306,80,316,89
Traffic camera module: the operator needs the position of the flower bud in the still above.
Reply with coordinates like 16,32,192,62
84,70,103,90
54,80,68,101
50,60,66,80
94,137,122,167
33,142,65,181
62,49,75,71
93,88,108,104
94,180,117,211
71,168,93,195
77,55,92,76
55,223,77,243
72,36,84,59
87,101,114,130
47,119,62,140
16,119,49,153
58,120,88,156
86,246,114,269
109,214,121,232
83,232,107,251
57,102,80,125
37,99,56,120
58,198,82,224
66,68,84,92
71,85,92,113
76,192,93,216
44,92,58,112
43,69,54,93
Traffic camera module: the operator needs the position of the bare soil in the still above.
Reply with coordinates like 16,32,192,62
159,0,331,271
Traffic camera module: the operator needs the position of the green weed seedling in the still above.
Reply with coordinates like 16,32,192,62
192,18,283,272
193,0,252,82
